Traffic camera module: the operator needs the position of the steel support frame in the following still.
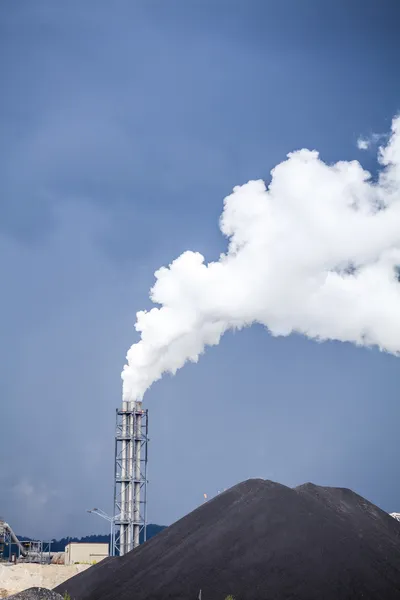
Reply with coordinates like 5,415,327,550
112,402,148,556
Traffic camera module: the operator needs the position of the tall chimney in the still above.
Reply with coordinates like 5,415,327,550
113,401,148,556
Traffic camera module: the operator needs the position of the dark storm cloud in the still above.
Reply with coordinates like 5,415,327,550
1,0,400,538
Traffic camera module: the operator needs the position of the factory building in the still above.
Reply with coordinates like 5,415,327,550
64,542,108,565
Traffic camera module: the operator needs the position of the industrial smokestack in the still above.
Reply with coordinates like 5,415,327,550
113,401,148,556
122,114,400,402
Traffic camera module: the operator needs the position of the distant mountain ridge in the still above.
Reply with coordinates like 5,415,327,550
2,525,166,557
48,525,166,552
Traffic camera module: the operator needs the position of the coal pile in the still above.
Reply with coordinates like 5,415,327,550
56,479,400,600
6,588,63,600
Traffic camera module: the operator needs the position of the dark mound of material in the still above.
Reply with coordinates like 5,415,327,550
56,479,400,600
6,589,63,600
57,557,118,599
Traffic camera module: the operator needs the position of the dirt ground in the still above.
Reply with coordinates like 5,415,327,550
0,564,90,598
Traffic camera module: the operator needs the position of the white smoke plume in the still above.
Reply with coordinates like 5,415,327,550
122,115,400,402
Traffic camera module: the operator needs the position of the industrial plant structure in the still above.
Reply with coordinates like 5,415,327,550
3,400,149,561
112,400,148,556
0,520,52,563
0,520,27,560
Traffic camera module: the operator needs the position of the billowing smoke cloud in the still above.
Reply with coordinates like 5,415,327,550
122,115,400,401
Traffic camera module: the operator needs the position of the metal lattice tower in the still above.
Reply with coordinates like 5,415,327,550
112,401,148,556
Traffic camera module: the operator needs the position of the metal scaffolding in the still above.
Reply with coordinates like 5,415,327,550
112,401,148,556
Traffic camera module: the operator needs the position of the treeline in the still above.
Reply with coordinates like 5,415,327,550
2,524,166,557
49,524,165,552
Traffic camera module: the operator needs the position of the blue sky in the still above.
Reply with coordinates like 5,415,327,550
1,0,400,538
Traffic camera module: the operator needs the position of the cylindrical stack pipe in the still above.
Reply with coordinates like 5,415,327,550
120,400,128,556
127,401,134,552
133,403,142,548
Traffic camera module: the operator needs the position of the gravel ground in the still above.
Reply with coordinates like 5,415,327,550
0,564,90,598
56,479,400,600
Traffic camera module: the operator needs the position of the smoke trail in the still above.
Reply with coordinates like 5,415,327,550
122,115,400,401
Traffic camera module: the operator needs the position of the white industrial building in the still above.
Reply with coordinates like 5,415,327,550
64,542,108,565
